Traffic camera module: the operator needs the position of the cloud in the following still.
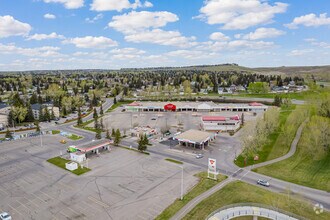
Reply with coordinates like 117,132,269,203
43,0,84,9
242,28,285,40
90,0,152,12
0,43,63,57
26,32,65,40
85,13,103,23
63,36,118,49
209,32,230,41
285,13,330,29
0,15,31,38
110,47,146,59
305,38,330,49
124,29,196,48
197,0,288,30
166,50,216,60
44,13,56,19
108,11,178,34
288,49,314,56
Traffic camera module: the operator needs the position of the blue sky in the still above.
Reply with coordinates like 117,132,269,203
0,0,330,70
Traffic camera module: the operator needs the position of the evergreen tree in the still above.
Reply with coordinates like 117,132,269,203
106,129,111,139
95,130,102,139
94,118,99,130
100,105,104,115
7,110,14,127
77,107,83,126
38,95,43,104
114,129,121,146
30,93,38,104
25,103,35,122
44,107,50,122
93,108,98,119
100,118,104,131
5,127,12,139
143,134,149,145
111,128,116,137
39,106,44,122
50,109,55,120
138,135,147,152
114,97,117,104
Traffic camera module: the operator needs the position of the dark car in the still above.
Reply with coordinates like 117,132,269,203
257,179,270,187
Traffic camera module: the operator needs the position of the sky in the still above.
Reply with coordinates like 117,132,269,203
0,0,330,71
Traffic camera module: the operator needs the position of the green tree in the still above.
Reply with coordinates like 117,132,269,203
114,129,121,146
77,107,83,126
248,82,269,94
111,128,116,137
30,93,38,104
143,133,149,145
138,135,147,152
100,105,104,115
25,103,35,122
93,108,98,119
35,122,40,132
106,129,111,139
95,130,102,139
5,127,12,139
44,107,50,122
100,118,104,131
94,118,99,130
273,95,282,107
114,97,117,104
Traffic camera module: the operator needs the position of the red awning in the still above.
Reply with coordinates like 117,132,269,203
164,103,176,111
202,116,226,121
249,102,263,106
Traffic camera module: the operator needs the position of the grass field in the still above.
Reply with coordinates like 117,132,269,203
182,181,330,220
155,172,227,220
67,134,82,140
52,130,60,135
165,158,183,164
47,157,91,175
235,105,298,167
254,118,330,192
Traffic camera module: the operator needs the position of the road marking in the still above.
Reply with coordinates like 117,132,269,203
88,196,110,208
41,191,55,200
8,204,24,217
25,196,40,208
59,211,71,219
16,200,31,213
239,170,250,180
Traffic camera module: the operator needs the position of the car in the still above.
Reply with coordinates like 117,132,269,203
257,179,270,187
195,154,203,159
151,118,157,120
55,121,59,125
62,116,67,118
0,212,11,220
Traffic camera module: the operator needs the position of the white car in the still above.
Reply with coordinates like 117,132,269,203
257,179,270,187
0,212,11,220
195,154,203,159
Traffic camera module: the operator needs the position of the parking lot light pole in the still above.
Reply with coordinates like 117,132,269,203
181,164,183,200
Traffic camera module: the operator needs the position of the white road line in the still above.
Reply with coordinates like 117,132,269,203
8,204,24,217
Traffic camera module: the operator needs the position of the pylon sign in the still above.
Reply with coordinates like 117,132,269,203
208,158,217,180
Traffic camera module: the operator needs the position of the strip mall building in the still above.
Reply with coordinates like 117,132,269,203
125,101,268,113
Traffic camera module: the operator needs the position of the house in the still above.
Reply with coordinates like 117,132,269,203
0,103,10,127
31,103,60,120
218,87,233,94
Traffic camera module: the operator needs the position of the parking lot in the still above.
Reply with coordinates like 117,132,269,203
97,107,260,135
0,136,201,220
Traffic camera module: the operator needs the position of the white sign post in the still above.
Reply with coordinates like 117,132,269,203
207,158,217,180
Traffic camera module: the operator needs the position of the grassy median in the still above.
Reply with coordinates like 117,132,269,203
47,157,90,175
155,172,227,220
183,181,330,220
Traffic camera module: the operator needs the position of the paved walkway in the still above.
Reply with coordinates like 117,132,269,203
170,178,234,220
249,118,308,170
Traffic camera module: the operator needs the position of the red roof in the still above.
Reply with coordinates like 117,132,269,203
230,115,240,120
249,102,263,106
76,141,111,153
128,101,141,106
164,103,176,111
202,116,226,121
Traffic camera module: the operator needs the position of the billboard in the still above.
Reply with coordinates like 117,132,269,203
208,158,217,174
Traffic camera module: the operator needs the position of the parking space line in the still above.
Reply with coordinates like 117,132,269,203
0,186,8,196
24,196,40,208
59,211,71,219
73,204,95,218
8,204,24,217
88,196,110,208
16,200,31,212
41,191,55,200
33,193,47,203
82,200,104,212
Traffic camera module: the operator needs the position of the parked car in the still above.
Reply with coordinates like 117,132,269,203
151,118,157,120
0,212,11,220
257,179,270,187
195,154,203,159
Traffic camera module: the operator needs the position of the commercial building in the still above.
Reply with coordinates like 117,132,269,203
125,101,268,113
68,140,112,161
174,129,214,149
201,115,241,132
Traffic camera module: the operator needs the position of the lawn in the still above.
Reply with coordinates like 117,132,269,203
165,158,183,164
182,181,330,220
47,157,91,175
106,100,133,112
155,172,227,220
67,134,82,140
235,105,300,167
254,120,330,191
52,130,60,135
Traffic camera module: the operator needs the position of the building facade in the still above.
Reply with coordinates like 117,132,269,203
201,115,241,132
